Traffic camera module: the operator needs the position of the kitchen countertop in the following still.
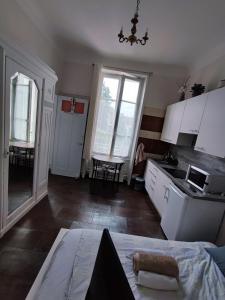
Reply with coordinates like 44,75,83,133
149,159,225,203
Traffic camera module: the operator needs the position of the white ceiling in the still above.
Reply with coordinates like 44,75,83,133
16,0,225,68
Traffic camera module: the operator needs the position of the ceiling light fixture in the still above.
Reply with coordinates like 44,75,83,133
118,0,149,46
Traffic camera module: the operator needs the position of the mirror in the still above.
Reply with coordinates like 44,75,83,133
8,73,38,215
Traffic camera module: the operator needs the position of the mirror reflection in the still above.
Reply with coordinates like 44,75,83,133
8,73,38,215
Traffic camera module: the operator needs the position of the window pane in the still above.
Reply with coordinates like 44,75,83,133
122,79,140,103
101,77,119,100
93,76,120,154
113,102,136,157
13,119,27,141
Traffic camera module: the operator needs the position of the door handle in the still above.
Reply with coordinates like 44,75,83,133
3,150,9,158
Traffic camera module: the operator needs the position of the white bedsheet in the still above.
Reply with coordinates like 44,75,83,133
33,229,225,300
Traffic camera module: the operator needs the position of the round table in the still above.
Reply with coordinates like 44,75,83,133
91,155,125,194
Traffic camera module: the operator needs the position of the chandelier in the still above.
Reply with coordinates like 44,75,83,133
118,0,149,46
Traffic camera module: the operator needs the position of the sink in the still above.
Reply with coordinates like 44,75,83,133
163,167,187,179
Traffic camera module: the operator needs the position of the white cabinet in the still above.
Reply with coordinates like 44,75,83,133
161,184,225,242
195,87,225,158
0,40,57,238
180,94,207,134
161,101,186,144
145,160,172,216
154,171,172,216
144,160,158,201
37,106,53,199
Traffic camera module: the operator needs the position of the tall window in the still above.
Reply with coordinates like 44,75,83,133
93,71,143,158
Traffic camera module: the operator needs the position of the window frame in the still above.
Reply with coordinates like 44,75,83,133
93,72,144,159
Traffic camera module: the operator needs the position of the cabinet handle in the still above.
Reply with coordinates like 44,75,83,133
190,129,199,133
164,187,170,202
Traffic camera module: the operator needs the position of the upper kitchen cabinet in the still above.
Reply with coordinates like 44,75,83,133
180,94,207,134
161,101,186,144
195,87,225,158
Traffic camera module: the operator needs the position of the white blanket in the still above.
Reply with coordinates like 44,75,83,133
33,229,225,300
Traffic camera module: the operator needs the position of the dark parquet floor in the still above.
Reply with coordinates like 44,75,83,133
0,175,165,300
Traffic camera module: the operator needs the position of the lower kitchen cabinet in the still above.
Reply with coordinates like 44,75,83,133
153,171,172,216
144,160,172,216
145,160,225,242
161,184,225,242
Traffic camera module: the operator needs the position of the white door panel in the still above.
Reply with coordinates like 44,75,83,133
195,87,225,158
180,94,207,134
52,96,88,178
38,107,53,188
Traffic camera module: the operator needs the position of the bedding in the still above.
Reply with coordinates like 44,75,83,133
27,229,225,300
206,246,225,277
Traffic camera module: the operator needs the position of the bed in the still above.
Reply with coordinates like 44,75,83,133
26,229,225,300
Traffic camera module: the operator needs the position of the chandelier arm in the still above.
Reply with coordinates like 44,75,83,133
136,38,146,45
119,37,126,43
136,0,141,14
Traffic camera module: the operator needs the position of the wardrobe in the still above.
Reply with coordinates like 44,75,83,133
0,39,57,237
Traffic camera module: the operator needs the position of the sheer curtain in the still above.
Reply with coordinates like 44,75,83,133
82,64,103,176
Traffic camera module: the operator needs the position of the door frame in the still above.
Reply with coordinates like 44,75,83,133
3,57,42,228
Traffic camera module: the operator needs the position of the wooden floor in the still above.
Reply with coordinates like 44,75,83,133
0,175,165,300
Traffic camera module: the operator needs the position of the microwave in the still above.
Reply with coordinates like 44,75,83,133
186,165,225,193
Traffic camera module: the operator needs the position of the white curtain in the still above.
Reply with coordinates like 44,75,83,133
81,64,103,177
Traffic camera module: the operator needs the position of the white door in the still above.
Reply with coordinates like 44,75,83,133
195,87,225,158
52,96,88,178
161,101,186,144
180,94,207,134
3,57,42,225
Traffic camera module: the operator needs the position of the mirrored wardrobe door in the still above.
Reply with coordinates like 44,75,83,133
3,58,42,222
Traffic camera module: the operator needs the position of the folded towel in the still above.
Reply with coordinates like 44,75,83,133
137,271,179,291
133,252,179,279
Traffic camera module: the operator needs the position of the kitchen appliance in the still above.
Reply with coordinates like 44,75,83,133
186,165,225,193
160,184,225,241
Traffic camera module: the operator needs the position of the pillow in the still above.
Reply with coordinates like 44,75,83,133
205,246,225,277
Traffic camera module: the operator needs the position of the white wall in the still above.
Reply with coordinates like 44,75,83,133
59,62,93,97
186,53,225,98
0,0,63,84
60,58,187,109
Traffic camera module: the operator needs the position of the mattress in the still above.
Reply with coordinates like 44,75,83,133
26,229,225,300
